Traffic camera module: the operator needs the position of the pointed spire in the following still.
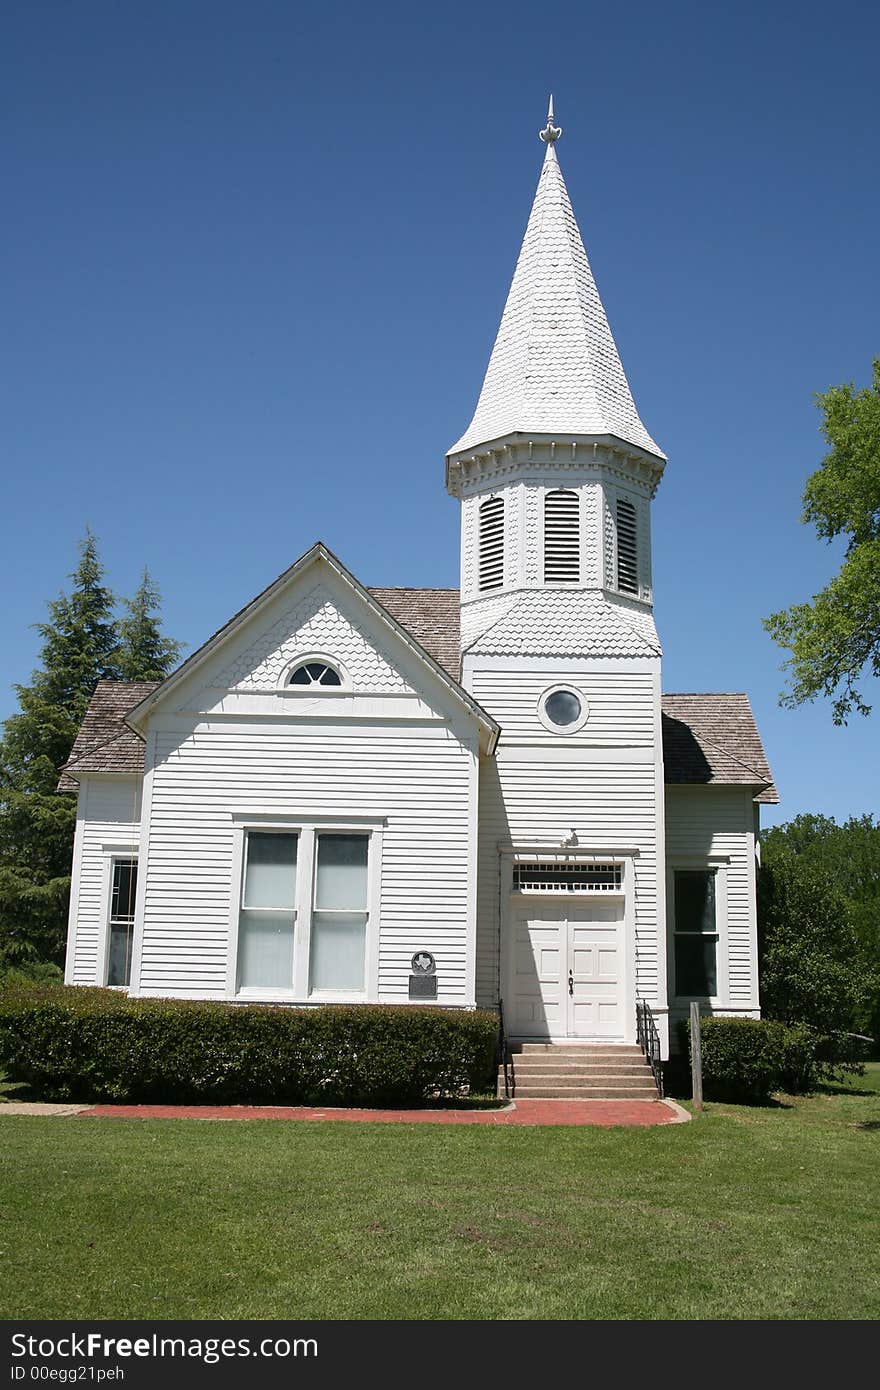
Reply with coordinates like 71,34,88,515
448,103,664,461
539,94,562,145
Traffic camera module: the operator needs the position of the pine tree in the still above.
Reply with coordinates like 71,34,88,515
0,532,120,965
117,569,181,682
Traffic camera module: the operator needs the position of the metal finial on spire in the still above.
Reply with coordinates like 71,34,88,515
539,94,562,144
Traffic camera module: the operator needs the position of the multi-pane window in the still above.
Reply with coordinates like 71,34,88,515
513,862,622,893
107,859,138,986
237,832,298,989
616,497,639,594
544,488,580,583
310,834,369,993
673,870,718,997
288,662,342,687
478,496,504,592
236,828,371,996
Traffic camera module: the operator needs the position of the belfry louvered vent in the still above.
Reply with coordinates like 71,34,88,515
544,488,580,584
478,496,505,592
616,498,639,594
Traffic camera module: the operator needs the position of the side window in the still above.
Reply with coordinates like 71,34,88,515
310,834,370,993
478,496,504,592
544,488,580,583
107,858,138,986
616,497,639,595
673,870,718,997
237,832,298,989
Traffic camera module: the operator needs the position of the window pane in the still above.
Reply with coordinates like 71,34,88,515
238,910,294,989
244,833,297,909
309,913,366,992
111,860,137,922
544,690,581,727
315,834,368,910
108,923,133,986
674,871,716,934
675,934,718,997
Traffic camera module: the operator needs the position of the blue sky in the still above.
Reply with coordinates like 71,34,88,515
3,0,878,827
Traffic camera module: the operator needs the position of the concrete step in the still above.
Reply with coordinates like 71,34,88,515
501,1067,653,1084
510,1084,660,1100
512,1043,643,1055
509,1057,650,1070
500,1073,653,1084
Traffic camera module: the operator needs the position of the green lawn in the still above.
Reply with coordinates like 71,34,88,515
1,1070,878,1320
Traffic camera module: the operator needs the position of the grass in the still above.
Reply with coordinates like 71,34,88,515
1,1067,878,1320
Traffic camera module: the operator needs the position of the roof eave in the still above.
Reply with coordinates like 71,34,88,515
446,430,666,495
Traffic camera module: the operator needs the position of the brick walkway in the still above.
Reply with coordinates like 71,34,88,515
73,1098,684,1126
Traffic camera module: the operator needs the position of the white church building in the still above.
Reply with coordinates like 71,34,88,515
61,106,776,1062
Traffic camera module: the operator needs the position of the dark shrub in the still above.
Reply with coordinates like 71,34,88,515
0,983,499,1106
0,960,63,989
687,1015,820,1103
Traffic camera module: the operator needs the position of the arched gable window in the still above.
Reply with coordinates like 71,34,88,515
616,497,639,595
288,661,342,687
544,489,580,584
478,496,504,592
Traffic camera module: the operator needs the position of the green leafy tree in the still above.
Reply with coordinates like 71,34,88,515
117,569,181,682
761,814,880,1040
0,532,120,966
758,858,868,1036
764,359,880,723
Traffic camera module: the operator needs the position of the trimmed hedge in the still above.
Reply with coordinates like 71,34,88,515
686,1015,817,1103
0,984,499,1106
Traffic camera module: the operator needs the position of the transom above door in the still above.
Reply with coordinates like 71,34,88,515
508,898,625,1039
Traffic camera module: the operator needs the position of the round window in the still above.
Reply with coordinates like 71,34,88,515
538,685,588,734
545,690,581,726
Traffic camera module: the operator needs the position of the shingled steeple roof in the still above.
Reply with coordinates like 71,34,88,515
448,100,664,461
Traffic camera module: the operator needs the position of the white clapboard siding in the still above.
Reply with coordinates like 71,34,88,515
665,785,758,1013
66,777,142,985
140,724,474,1002
468,661,663,1013
469,668,656,744
475,755,660,1007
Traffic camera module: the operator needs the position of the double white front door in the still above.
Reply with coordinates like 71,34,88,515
508,898,625,1039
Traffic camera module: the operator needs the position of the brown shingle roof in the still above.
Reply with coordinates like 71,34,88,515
368,587,460,680
57,680,161,789
662,693,778,803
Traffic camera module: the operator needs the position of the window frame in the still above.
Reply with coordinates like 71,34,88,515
98,844,139,989
537,683,590,736
277,652,350,694
668,860,729,1004
227,815,384,1003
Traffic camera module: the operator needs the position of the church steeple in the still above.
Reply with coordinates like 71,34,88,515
447,99,664,464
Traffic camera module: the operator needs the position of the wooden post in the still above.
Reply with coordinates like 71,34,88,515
690,1000,703,1111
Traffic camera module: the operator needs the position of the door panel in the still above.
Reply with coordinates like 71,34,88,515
509,898,624,1038
568,905,624,1037
509,904,565,1037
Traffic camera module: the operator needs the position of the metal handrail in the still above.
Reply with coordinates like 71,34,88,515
636,998,664,1097
498,997,513,1099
